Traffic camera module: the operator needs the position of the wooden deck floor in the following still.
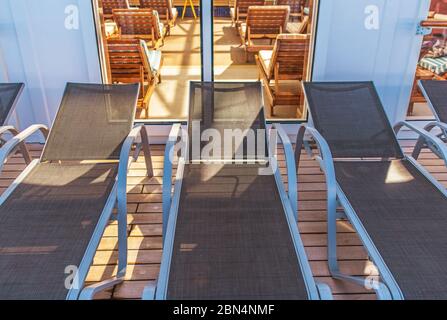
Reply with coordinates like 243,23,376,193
1,140,445,300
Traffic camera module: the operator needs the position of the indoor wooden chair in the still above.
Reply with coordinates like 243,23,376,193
107,38,162,115
276,0,304,21
255,33,309,116
238,5,290,62
101,0,131,20
140,0,178,35
230,0,266,26
113,9,165,48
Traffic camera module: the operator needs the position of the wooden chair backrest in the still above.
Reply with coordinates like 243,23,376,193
113,9,161,40
276,0,303,16
269,33,310,80
102,0,130,15
246,6,290,34
107,39,153,88
140,0,174,19
234,0,266,15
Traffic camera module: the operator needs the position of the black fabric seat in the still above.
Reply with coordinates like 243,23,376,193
163,82,311,300
0,163,117,299
420,80,447,123
0,83,24,126
0,83,139,299
167,164,308,300
303,81,447,299
335,160,447,300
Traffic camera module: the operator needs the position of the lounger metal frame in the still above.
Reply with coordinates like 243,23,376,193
0,83,32,164
296,117,447,299
412,80,447,160
143,82,332,300
0,122,153,300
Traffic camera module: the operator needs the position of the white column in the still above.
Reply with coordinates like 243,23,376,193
200,0,214,81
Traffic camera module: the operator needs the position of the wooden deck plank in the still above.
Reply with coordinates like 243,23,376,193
0,141,445,300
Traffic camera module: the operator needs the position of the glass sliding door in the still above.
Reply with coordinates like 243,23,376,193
212,0,317,121
93,0,202,121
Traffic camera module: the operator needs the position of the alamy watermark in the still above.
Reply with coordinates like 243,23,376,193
168,121,279,175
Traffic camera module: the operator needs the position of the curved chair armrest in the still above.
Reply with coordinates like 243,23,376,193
423,121,447,134
162,123,183,240
394,121,447,164
116,124,152,277
0,124,48,174
0,125,32,164
0,125,19,137
272,123,298,219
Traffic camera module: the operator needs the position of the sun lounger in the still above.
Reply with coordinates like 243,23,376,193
413,80,447,160
297,81,447,299
0,83,153,299
142,81,333,300
107,39,162,116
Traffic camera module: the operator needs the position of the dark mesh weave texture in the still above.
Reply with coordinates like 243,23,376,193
0,163,118,299
303,82,404,159
188,82,267,161
419,80,447,123
0,83,24,125
167,164,309,300
42,83,139,161
335,160,447,299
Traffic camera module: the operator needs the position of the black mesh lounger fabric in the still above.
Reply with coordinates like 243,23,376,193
0,83,139,299
303,82,404,159
189,82,267,161
335,160,447,299
419,80,447,123
0,163,118,299
167,164,309,300
0,83,24,126
42,83,139,161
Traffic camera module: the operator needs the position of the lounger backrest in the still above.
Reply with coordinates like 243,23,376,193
41,83,139,162
277,0,303,16
113,9,161,40
107,39,154,85
102,0,130,15
246,6,290,34
189,81,267,161
303,82,404,159
419,80,447,123
234,0,266,15
269,33,309,80
0,83,24,126
140,0,173,19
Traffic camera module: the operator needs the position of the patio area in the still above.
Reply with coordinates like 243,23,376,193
2,139,444,300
